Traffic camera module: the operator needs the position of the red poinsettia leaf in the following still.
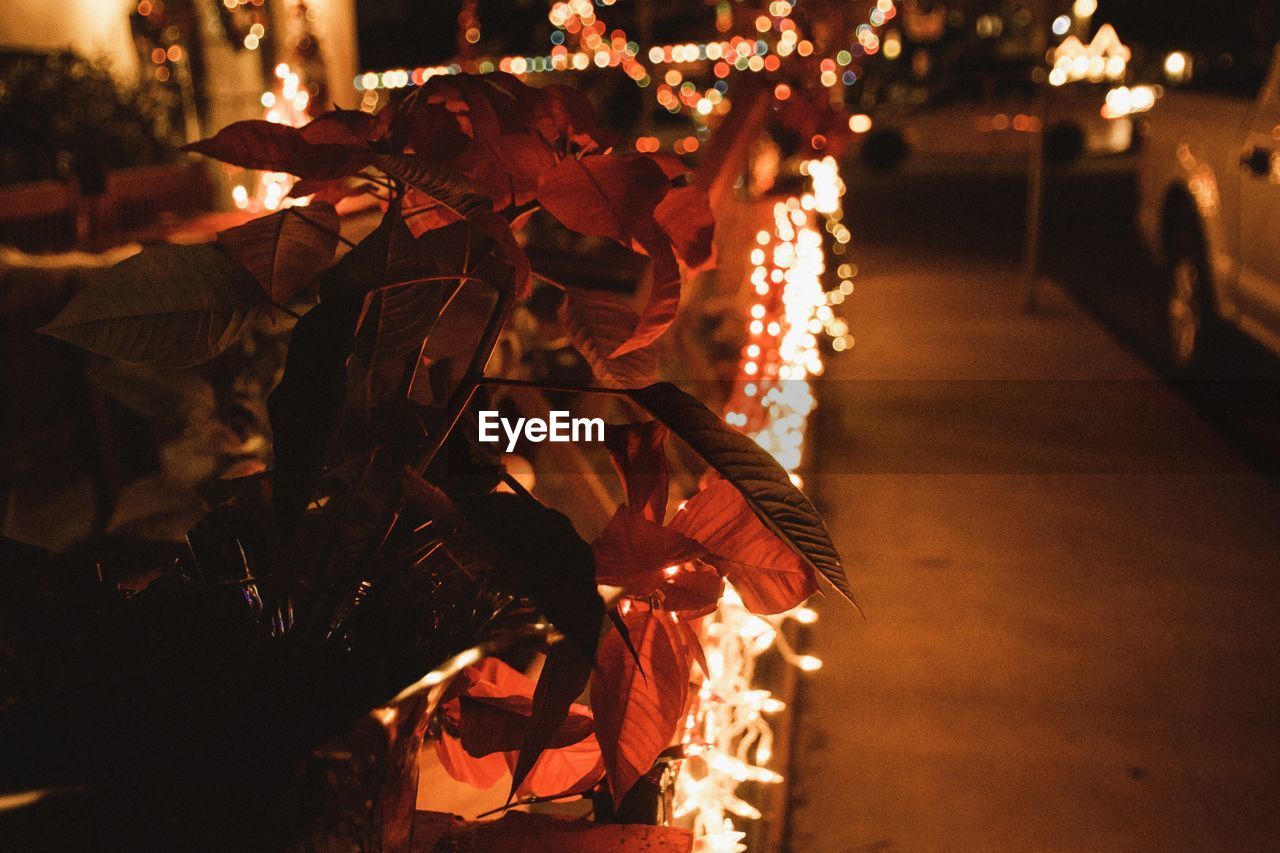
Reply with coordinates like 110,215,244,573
644,154,693,182
458,695,594,758
424,75,505,142
477,211,531,297
625,382,854,609
508,735,605,799
591,608,690,803
537,155,669,243
298,108,383,145
603,420,669,523
510,641,595,799
496,132,558,183
216,202,339,304
402,188,464,237
389,94,472,160
659,565,724,616
457,147,522,211
185,120,369,179
607,607,644,675
374,152,492,223
672,617,710,679
435,732,508,790
288,177,370,205
538,84,615,152
609,227,681,358
450,658,536,705
670,479,819,614
655,186,716,271
592,508,705,592
558,289,657,389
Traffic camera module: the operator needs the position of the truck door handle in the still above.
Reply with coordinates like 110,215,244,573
1241,145,1274,177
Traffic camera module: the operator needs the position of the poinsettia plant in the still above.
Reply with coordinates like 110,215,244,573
13,71,853,841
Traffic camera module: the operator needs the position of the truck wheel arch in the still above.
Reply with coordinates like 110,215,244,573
1159,184,1217,302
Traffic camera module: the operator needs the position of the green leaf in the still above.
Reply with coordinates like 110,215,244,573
626,381,856,609
39,244,264,366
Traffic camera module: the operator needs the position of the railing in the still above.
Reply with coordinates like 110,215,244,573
0,160,212,253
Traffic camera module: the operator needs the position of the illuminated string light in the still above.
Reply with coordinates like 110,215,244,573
1048,23,1129,86
233,63,312,213
354,2,825,127
675,158,852,850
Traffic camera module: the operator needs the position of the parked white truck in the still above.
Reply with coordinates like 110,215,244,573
1138,45,1280,370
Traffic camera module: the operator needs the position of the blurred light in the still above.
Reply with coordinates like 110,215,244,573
1051,15,1070,36
1073,0,1097,18
1103,85,1133,118
976,14,1003,38
848,114,873,134
1130,84,1156,112
1164,51,1189,82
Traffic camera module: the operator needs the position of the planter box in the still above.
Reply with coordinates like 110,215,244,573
411,810,693,852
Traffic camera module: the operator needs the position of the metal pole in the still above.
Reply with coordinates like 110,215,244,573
1022,83,1046,312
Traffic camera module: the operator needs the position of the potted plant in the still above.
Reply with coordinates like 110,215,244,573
2,72,852,850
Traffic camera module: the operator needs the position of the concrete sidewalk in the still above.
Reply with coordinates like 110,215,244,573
787,250,1280,851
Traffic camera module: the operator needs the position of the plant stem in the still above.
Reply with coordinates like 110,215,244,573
475,793,580,819
499,471,539,503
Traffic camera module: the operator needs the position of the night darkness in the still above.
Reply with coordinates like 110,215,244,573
355,0,550,70
1098,0,1279,52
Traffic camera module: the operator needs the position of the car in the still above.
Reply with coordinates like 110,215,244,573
1137,43,1280,371
861,57,1137,173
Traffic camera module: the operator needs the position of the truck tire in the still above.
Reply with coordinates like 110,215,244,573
1163,218,1219,375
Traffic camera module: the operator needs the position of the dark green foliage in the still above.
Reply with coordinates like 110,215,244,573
0,51,174,187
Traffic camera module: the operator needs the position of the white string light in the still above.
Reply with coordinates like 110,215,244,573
232,63,311,213
675,158,849,851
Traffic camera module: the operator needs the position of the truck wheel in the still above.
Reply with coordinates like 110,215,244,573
1164,238,1217,374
